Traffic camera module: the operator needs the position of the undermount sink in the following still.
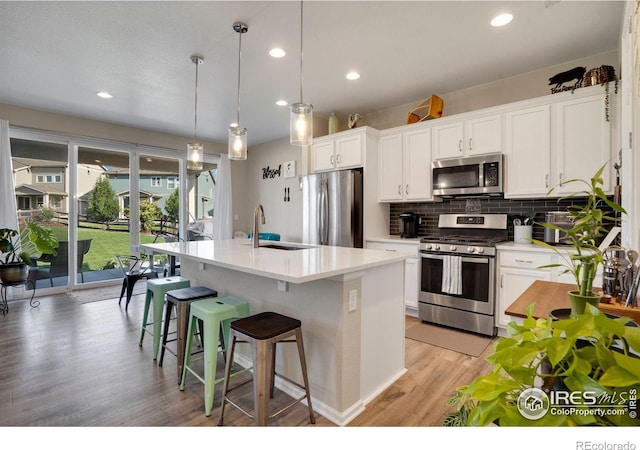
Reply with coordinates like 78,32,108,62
260,243,307,251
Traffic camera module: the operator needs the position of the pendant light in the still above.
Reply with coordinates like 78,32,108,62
229,22,248,160
290,0,313,146
187,55,204,171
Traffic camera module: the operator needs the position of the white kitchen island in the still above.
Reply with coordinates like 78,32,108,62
141,239,410,426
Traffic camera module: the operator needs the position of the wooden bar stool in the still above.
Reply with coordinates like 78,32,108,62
139,276,191,360
179,296,250,416
217,311,316,426
158,286,218,384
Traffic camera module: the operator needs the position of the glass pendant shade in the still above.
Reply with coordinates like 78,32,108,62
228,126,248,160
290,102,313,146
187,141,203,170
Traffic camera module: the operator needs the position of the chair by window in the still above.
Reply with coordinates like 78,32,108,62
114,254,160,310
28,239,92,287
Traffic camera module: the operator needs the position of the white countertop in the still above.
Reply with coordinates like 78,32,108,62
497,241,574,253
367,236,421,245
141,239,411,284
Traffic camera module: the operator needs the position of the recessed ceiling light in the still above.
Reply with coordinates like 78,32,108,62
269,48,286,58
491,13,513,27
346,72,360,80
276,100,288,106
94,159,102,163
145,157,153,162
96,91,113,99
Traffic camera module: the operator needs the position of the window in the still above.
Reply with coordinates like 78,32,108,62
35,174,62,183
151,177,161,187
17,197,31,210
167,176,178,189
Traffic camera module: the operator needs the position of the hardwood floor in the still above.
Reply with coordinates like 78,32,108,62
0,291,493,427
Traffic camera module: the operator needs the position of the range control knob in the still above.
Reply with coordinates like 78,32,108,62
477,248,485,254
449,245,457,252
434,245,441,251
467,246,475,253
425,243,432,250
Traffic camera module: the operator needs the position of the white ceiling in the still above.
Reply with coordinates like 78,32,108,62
0,1,624,146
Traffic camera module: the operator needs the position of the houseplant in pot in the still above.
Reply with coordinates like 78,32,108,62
531,163,626,317
443,304,640,426
0,221,58,284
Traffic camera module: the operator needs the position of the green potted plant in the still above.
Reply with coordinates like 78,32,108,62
531,163,626,316
0,221,58,284
444,304,640,426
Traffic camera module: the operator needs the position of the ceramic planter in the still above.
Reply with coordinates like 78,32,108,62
0,262,29,285
567,290,600,317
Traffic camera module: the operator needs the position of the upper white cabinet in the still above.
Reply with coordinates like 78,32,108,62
555,94,611,195
504,85,614,199
505,105,551,197
432,113,501,159
312,128,364,172
378,125,433,202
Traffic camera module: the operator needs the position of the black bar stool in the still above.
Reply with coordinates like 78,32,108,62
158,286,218,383
217,311,316,426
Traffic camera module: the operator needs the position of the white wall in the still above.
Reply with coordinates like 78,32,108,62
242,137,305,242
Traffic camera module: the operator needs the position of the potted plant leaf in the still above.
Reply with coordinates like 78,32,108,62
444,304,640,426
0,221,58,284
530,163,626,317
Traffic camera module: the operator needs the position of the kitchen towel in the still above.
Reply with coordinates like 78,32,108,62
441,255,451,293
441,255,462,295
449,255,462,295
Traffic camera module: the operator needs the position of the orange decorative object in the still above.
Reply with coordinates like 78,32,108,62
407,94,444,124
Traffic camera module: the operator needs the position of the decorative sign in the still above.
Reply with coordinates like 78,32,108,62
283,160,296,178
548,66,586,94
262,164,281,179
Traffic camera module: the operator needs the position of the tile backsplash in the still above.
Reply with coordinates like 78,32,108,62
389,196,617,242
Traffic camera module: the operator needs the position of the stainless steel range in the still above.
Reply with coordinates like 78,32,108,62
418,213,508,336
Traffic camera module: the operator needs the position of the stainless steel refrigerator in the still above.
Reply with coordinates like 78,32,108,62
302,169,363,248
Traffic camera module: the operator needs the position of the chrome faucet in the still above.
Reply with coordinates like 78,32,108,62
253,204,265,248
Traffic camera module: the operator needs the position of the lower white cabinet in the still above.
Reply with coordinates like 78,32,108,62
496,248,554,331
366,239,419,313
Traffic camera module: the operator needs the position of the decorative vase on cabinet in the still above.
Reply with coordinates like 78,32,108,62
328,112,339,134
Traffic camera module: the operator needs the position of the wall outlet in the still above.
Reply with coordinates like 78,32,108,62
348,289,357,312
278,280,289,292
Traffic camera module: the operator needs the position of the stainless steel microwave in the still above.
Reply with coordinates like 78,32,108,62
432,153,504,197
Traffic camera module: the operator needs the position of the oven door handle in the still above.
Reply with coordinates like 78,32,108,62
420,253,489,264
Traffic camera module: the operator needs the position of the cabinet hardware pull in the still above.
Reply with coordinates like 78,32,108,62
468,138,472,151
385,249,397,252
398,185,402,195
545,174,549,188
559,172,563,184
336,154,342,164
458,139,463,152
500,274,503,288
405,184,409,195
330,155,334,166
515,259,533,264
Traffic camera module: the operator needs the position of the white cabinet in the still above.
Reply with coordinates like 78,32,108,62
505,105,551,197
555,93,611,195
366,240,419,313
312,129,363,172
432,113,501,159
504,86,614,199
378,126,432,202
496,249,554,330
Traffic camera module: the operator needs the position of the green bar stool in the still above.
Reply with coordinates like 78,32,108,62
180,296,250,417
217,312,316,426
139,276,191,360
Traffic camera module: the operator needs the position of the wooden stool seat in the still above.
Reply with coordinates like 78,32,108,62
139,277,191,360
158,286,218,383
218,311,315,426
230,311,301,340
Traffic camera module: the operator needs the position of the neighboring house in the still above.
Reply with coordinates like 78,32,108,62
13,157,105,217
12,157,68,214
